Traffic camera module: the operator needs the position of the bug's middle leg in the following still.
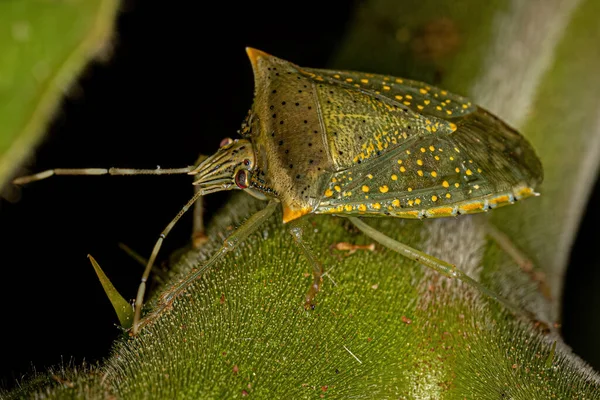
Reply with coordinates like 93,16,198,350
288,218,324,309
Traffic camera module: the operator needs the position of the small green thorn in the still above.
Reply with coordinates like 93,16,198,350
88,254,133,329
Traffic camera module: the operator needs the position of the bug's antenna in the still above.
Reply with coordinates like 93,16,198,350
132,187,206,335
12,166,196,185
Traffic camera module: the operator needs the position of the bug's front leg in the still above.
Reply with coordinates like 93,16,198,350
191,155,209,249
288,218,323,309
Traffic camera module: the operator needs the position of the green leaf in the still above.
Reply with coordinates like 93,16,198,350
0,0,120,190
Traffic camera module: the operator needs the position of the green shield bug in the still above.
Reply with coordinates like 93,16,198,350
13,48,543,335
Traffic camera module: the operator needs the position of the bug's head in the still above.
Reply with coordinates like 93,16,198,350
189,138,256,194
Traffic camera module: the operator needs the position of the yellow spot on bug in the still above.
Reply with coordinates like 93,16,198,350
474,185,480,189
379,185,389,193
392,199,400,207
361,78,369,83
334,185,341,192
395,95,403,101
391,174,398,180
419,88,427,94
466,169,473,176
431,195,438,202
446,110,452,115
334,74,340,78
325,189,333,197
435,156,440,160
407,187,413,192
455,167,460,173
415,198,421,205
454,183,460,188
332,177,337,183
403,101,411,106
408,200,414,206
417,170,424,176
406,150,411,155
400,166,406,173
436,106,442,111
446,193,451,199
346,78,353,82
397,159,403,164
462,104,468,109
441,90,447,95
362,185,370,192
418,105,424,110
420,147,426,153
469,160,473,163
431,171,437,177
383,85,390,91
345,204,353,212
454,147,460,153
449,123,457,132
373,203,381,210
405,95,413,100
417,159,423,166
429,146,435,151
396,78,403,83
367,174,373,179
477,168,482,173
424,100,430,105
449,156,455,161
442,181,449,188
358,204,367,211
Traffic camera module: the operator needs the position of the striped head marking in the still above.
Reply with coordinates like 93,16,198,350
189,138,255,193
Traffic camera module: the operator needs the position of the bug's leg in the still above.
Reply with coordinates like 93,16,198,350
288,218,323,309
348,217,536,320
485,223,551,299
132,188,207,334
134,200,279,334
191,155,209,249
12,166,196,185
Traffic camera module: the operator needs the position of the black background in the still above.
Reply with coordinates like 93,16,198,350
0,0,598,390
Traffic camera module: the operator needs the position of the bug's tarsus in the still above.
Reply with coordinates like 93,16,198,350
347,217,540,322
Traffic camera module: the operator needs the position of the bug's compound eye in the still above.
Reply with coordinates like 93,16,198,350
220,138,234,148
243,159,251,167
235,169,249,189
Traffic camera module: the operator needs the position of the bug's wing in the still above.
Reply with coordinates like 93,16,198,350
301,67,476,122
315,107,542,218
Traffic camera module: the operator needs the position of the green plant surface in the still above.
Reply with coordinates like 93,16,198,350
4,0,600,398
0,0,120,190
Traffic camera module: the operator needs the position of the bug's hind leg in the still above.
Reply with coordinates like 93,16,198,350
485,223,551,300
348,217,537,321
288,218,323,309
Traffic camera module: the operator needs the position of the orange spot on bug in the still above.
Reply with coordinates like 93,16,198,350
282,206,311,223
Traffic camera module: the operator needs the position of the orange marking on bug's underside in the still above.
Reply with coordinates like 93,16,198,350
282,206,312,223
516,187,535,198
458,202,484,213
393,210,420,219
489,195,510,205
426,206,455,217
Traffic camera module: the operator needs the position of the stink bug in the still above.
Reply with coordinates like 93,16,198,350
13,48,543,335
